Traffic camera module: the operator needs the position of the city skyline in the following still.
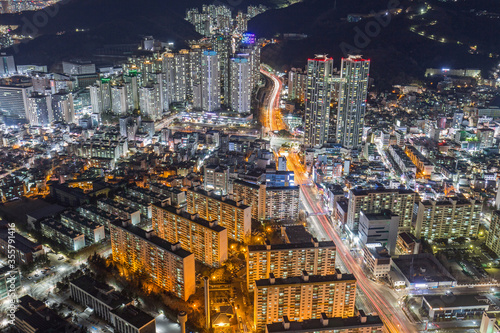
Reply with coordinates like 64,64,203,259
0,1,499,333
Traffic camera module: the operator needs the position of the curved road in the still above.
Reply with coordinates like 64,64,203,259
260,67,285,134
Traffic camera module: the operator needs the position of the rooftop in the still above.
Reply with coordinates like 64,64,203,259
188,186,250,209
351,187,416,196
40,218,84,239
393,253,455,284
111,304,155,329
423,295,490,309
0,229,42,253
248,239,335,252
153,203,226,232
70,275,130,309
255,272,355,287
266,313,383,332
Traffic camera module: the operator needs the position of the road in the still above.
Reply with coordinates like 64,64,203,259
260,67,286,135
259,64,413,332
300,184,415,333
287,152,309,185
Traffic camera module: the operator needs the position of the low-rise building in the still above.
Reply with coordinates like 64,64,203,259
70,275,132,322
1,265,21,299
0,229,44,265
111,304,156,333
396,232,420,255
77,204,120,231
40,218,85,251
60,211,105,245
422,295,490,320
362,245,392,278
98,198,141,225
15,295,83,333
127,185,170,205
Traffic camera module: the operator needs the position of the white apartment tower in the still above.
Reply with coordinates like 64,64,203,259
197,50,220,112
304,55,334,147
229,57,251,113
336,55,370,149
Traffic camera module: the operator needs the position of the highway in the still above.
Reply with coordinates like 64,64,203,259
260,67,286,135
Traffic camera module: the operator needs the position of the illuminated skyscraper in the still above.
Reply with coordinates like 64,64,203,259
139,85,162,120
304,55,334,147
51,92,75,124
336,56,370,149
27,94,51,126
212,35,231,105
195,50,220,112
229,57,251,113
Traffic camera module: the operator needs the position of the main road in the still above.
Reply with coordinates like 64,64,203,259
301,184,416,333
259,64,414,332
260,67,286,135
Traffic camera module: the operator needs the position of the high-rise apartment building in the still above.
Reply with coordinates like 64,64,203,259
232,179,300,221
0,54,15,75
110,85,128,115
264,186,300,221
247,238,336,289
110,220,195,301
346,188,417,233
163,50,189,103
212,35,231,104
139,84,162,120
232,180,266,220
195,50,220,112
152,203,228,267
486,211,500,257
415,197,482,240
238,42,261,91
336,56,370,149
229,57,251,113
254,271,356,332
51,92,75,123
0,84,32,121
304,55,334,147
89,79,111,114
186,186,251,242
27,94,51,126
288,67,307,102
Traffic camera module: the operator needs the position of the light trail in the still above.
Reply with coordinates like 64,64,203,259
260,67,286,134
301,185,414,333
